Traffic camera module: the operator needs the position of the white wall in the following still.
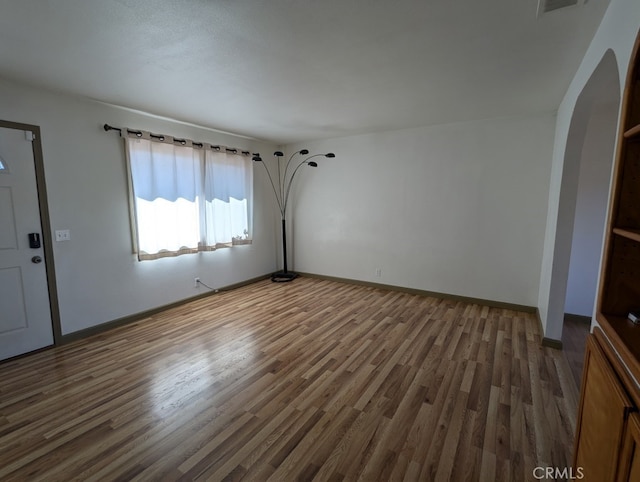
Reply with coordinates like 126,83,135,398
538,0,640,341
564,103,618,316
285,114,555,307
0,78,278,335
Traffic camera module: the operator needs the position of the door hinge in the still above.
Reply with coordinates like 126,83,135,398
25,131,35,142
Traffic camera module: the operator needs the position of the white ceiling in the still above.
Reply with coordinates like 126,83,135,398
0,0,609,144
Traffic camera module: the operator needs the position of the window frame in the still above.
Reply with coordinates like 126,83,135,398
122,131,253,261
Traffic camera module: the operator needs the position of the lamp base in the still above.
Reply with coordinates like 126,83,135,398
271,271,298,283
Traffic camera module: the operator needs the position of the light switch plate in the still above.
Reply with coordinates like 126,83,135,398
55,229,71,242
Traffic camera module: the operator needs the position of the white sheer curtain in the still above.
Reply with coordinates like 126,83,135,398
125,136,252,260
203,149,253,247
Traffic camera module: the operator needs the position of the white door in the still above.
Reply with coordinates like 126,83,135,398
0,126,53,360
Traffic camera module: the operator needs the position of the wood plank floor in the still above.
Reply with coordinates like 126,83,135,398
561,315,591,388
0,277,579,481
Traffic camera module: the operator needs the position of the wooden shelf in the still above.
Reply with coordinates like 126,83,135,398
624,123,640,139
613,228,640,243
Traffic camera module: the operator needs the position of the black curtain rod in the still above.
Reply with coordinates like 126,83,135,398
103,124,122,133
103,124,255,156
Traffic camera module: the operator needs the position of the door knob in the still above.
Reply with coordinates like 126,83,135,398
31,256,42,264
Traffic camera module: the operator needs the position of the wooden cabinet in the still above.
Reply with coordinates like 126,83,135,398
573,333,635,481
573,28,640,482
618,413,640,482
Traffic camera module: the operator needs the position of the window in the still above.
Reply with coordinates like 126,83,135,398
125,135,252,260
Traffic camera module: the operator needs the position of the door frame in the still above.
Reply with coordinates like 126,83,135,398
1,119,62,346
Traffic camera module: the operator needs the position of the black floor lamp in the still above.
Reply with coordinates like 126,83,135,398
253,149,335,282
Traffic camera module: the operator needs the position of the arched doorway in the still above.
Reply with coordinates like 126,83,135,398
547,49,620,384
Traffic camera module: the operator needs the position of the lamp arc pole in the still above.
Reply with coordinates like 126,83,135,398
253,150,335,282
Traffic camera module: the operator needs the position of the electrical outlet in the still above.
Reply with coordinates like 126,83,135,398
194,277,200,288
375,268,382,278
